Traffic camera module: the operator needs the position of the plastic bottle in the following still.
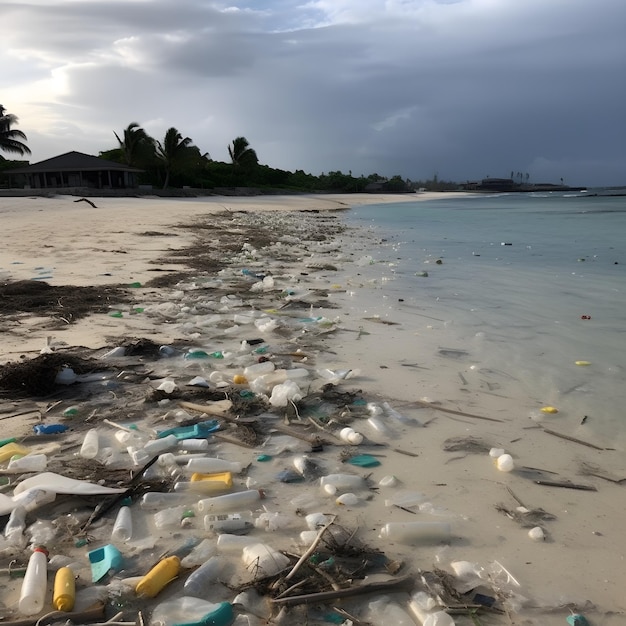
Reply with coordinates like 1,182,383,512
0,442,30,462
53,566,75,611
13,488,56,512
135,556,181,598
183,556,225,597
7,453,48,472
140,492,195,510
180,539,217,567
319,474,365,491
379,521,451,543
216,533,259,553
153,506,190,530
112,506,133,542
185,458,243,474
79,429,100,459
204,512,254,534
196,489,265,513
4,505,27,546
179,439,210,451
243,361,275,379
143,434,178,456
19,547,48,616
242,543,290,577
175,471,233,494
151,598,233,626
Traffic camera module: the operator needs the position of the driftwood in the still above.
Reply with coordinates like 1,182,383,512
74,197,97,208
535,479,597,491
271,575,414,607
540,427,607,451
409,400,504,423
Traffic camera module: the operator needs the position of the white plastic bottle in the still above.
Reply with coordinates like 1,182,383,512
79,429,100,459
7,454,48,472
111,506,133,542
339,427,364,445
243,361,275,379
379,521,451,543
185,457,243,474
183,556,225,596
143,434,179,456
204,512,254,534
4,505,27,546
319,474,365,491
19,547,48,616
140,492,195,510
197,489,265,513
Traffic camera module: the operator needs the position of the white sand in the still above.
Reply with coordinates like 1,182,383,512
0,193,623,625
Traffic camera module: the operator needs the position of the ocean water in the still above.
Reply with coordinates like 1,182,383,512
343,191,626,446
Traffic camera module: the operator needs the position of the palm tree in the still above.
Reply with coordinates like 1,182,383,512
228,136,258,168
156,127,193,189
114,122,154,167
0,105,31,157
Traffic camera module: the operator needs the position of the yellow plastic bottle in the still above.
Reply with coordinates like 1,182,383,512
53,567,76,612
135,556,180,598
0,443,30,463
190,471,233,494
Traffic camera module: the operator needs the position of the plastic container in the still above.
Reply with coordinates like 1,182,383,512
112,506,133,542
151,597,234,626
12,488,57,513
180,539,217,567
196,489,264,513
183,557,225,596
204,512,254,534
79,429,100,459
185,458,243,474
140,492,195,510
379,521,451,543
179,439,210,451
319,474,365,491
242,543,290,577
243,361,275,379
153,506,190,530
135,556,181,598
53,566,76,611
19,547,48,616
143,434,179,456
7,453,47,472
182,471,233,494
0,442,30,463
4,506,27,545
216,533,259,553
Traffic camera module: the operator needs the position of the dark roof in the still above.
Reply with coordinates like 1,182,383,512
7,151,142,174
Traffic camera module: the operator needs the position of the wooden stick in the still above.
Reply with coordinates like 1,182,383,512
285,515,336,581
408,400,504,423
535,480,597,491
540,427,606,451
271,575,414,606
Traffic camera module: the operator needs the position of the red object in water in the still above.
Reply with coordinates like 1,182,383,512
581,315,592,320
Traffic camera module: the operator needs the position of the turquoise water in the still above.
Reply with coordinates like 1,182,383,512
345,192,626,445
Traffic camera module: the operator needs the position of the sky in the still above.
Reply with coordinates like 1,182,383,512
3,0,626,187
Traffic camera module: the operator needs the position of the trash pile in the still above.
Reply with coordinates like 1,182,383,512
0,211,599,625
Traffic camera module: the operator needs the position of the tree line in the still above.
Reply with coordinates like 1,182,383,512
1,107,456,193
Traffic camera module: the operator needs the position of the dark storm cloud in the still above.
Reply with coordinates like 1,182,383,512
4,0,626,186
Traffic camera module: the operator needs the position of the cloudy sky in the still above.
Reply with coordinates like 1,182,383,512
3,0,626,186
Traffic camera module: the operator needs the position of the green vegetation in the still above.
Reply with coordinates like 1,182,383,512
0,105,31,157
1,111,463,193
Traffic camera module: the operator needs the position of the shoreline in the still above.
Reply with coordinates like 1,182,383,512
0,194,623,625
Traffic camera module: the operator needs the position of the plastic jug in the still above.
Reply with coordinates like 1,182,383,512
53,566,76,611
135,556,181,598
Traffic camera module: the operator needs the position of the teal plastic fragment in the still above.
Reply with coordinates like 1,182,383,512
88,544,124,582
157,420,220,440
257,454,272,462
172,602,234,626
322,613,344,624
346,454,381,468
566,615,590,626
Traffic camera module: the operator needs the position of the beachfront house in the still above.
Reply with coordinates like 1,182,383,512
5,151,142,190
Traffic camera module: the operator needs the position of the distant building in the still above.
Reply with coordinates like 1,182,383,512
6,151,142,190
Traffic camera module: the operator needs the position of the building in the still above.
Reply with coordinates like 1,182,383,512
6,151,142,190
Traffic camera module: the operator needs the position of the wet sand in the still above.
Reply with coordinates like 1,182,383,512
0,193,623,625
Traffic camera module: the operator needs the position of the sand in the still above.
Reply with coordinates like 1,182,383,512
0,193,623,625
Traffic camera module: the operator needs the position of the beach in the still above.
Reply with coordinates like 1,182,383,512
0,193,624,625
